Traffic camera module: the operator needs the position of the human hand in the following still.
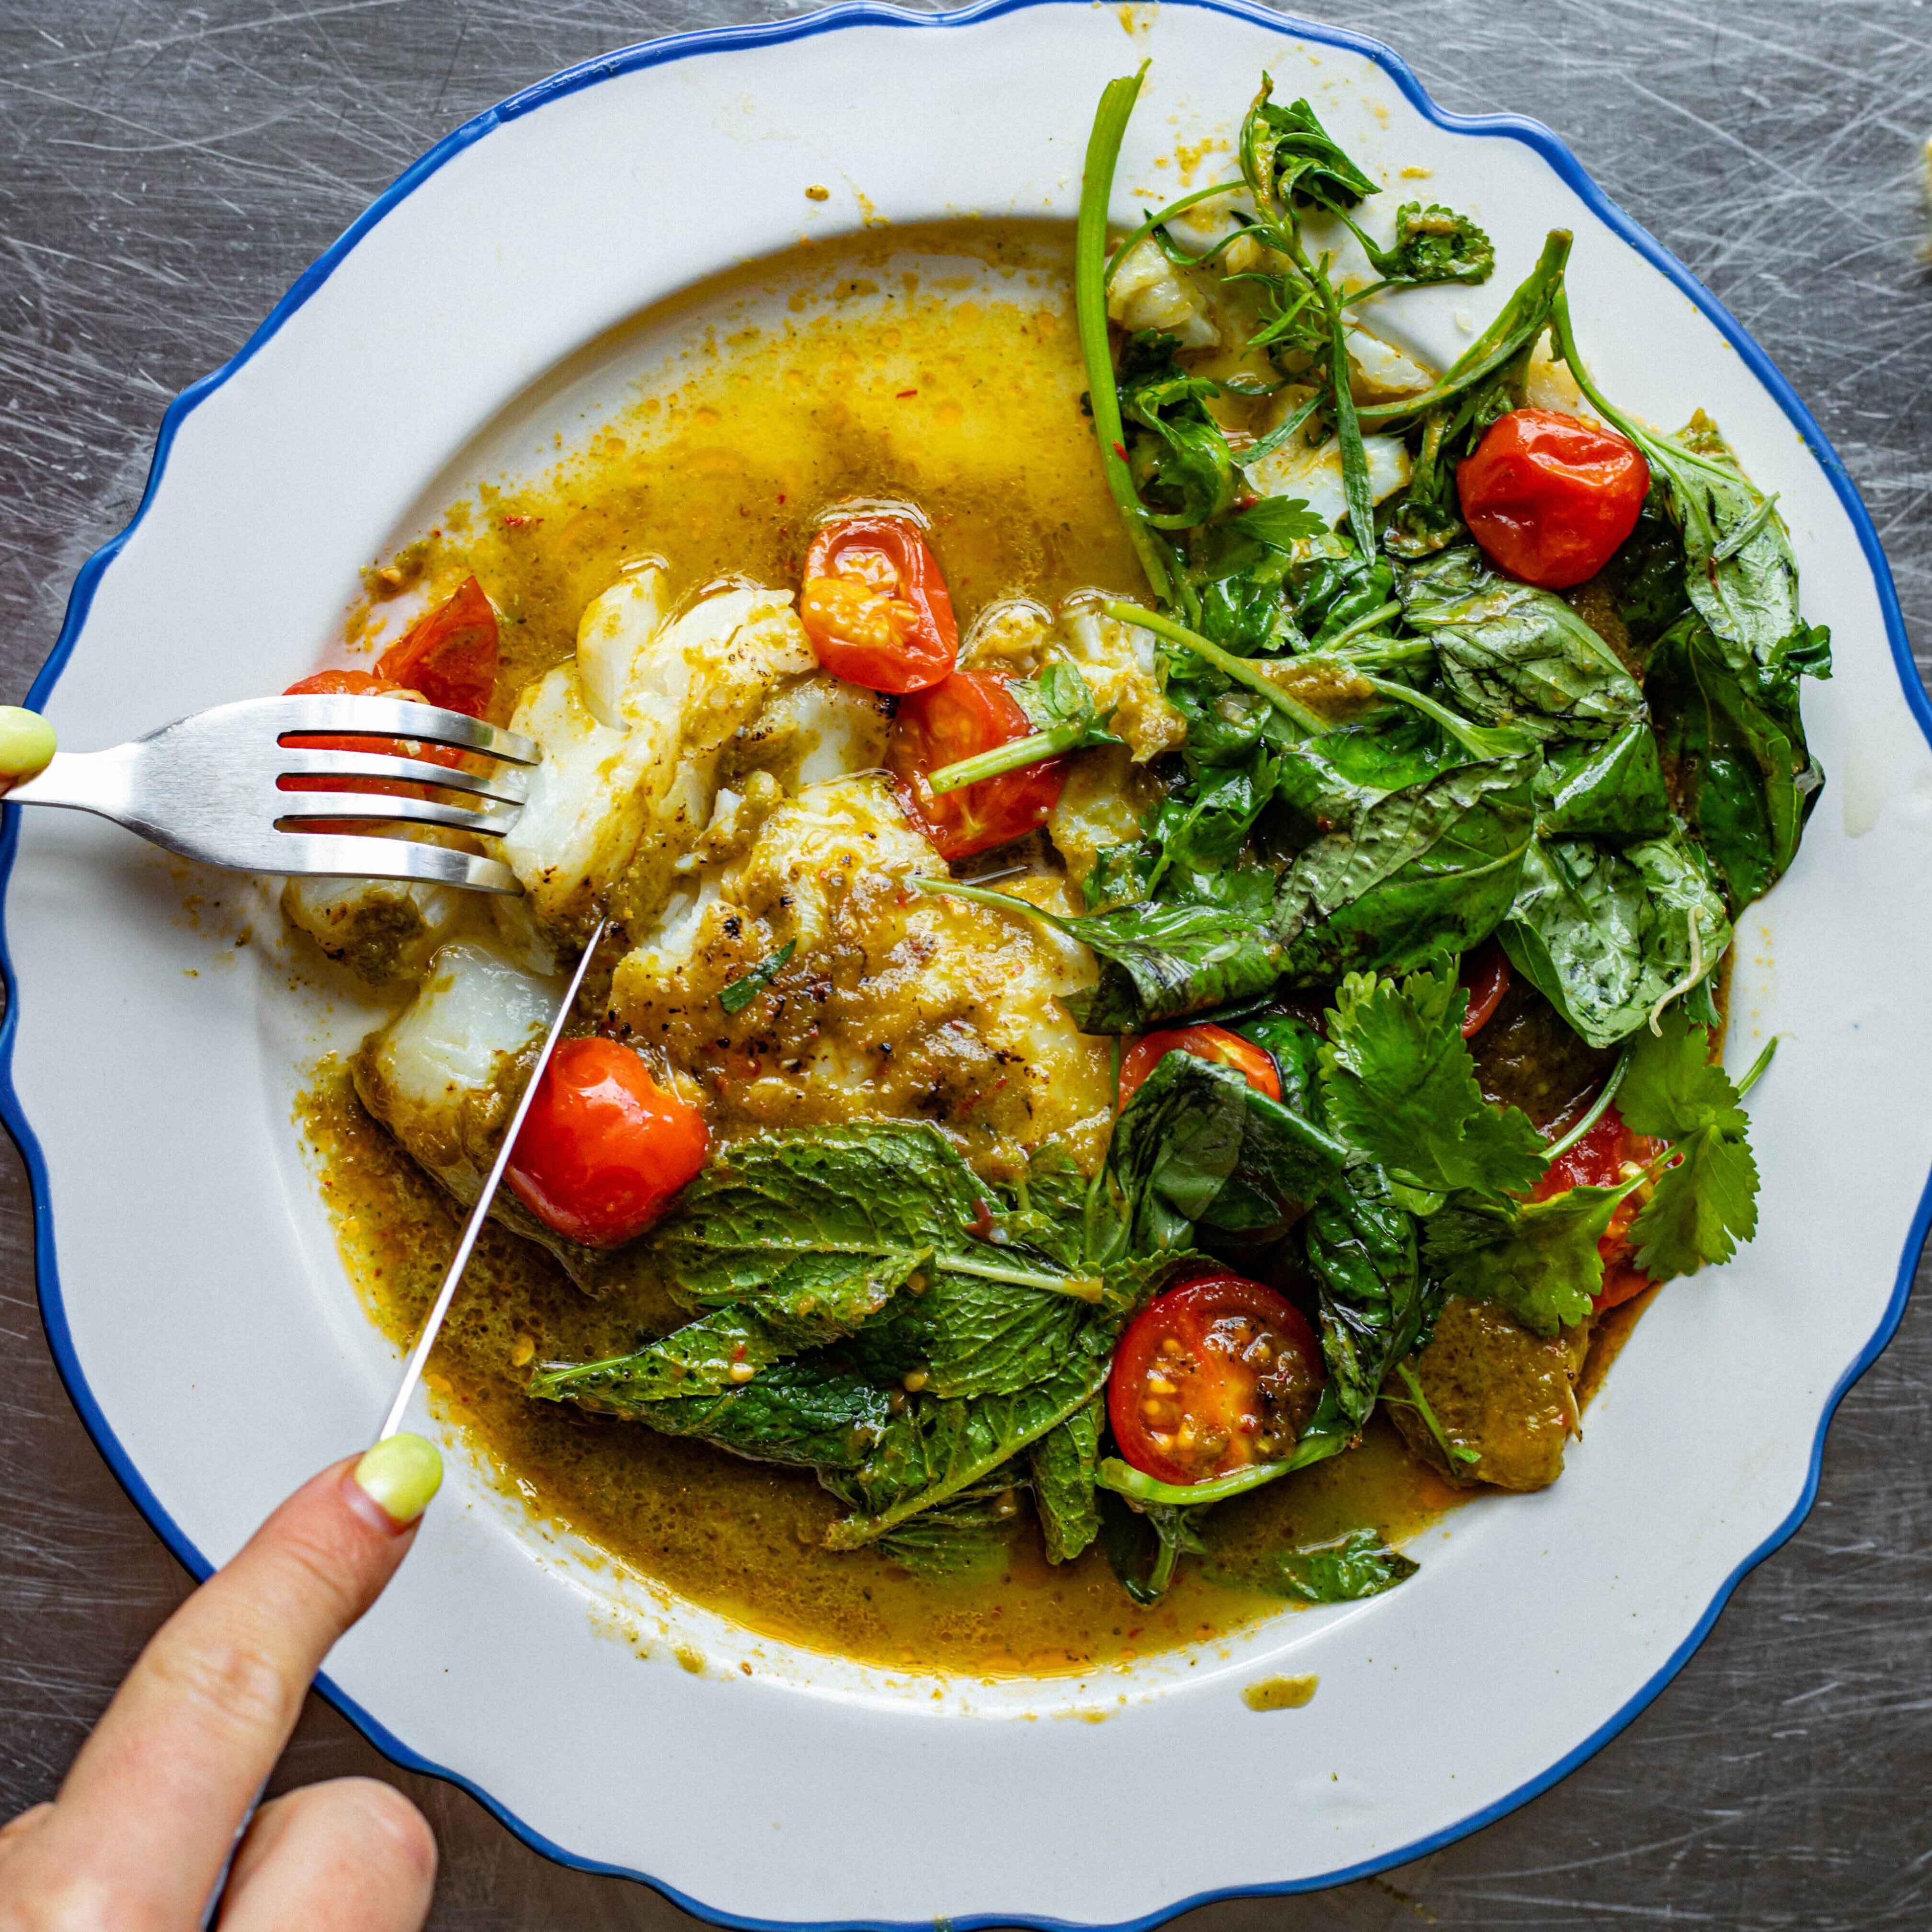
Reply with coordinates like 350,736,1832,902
0,1435,445,1930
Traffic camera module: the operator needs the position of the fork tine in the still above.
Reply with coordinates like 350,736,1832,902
276,794,521,837
275,748,532,803
273,832,522,893
256,694,540,764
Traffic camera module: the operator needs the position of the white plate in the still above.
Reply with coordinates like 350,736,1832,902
6,3,1927,1923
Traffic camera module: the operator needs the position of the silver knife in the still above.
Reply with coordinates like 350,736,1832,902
376,915,609,1441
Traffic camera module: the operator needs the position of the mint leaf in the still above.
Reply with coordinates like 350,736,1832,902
1617,1006,1746,1141
1425,1185,1632,1336
1629,1128,1759,1280
1320,957,1547,1202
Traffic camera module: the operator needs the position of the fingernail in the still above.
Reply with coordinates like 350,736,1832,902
352,1433,443,1526
0,708,55,783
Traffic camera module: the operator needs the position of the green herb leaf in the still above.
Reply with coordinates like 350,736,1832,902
1029,1399,1104,1565
1499,831,1732,1049
1628,1129,1759,1280
718,938,796,1015
1319,955,1548,1202
1107,1050,1348,1251
1202,1525,1418,1602
1534,719,1672,845
1617,1006,1747,1142
1424,1184,1632,1336
1231,495,1328,551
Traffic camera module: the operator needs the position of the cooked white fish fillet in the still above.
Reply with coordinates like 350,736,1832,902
281,874,463,987
353,939,562,1196
1057,602,1187,762
498,573,815,937
1107,237,1221,349
609,774,1113,1182
1244,428,1412,531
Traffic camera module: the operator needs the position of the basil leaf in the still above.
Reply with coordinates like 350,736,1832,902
718,938,795,1015
1203,1526,1418,1603
1029,1399,1104,1565
1498,830,1731,1050
1534,718,1671,844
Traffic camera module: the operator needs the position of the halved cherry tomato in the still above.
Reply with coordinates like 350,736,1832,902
506,1037,709,1249
1457,408,1650,590
888,669,1064,860
1108,1272,1325,1486
800,512,958,693
1459,940,1511,1039
1117,1023,1283,1111
1531,1102,1663,1311
376,575,499,717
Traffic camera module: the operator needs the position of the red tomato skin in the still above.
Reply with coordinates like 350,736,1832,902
888,669,1065,860
278,669,467,828
376,576,499,717
1532,1103,1662,1310
1117,1024,1283,1110
506,1038,709,1249
1108,1271,1324,1487
801,514,958,693
1459,941,1511,1038
1458,409,1650,590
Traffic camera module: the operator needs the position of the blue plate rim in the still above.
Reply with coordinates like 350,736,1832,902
1,1,1921,1924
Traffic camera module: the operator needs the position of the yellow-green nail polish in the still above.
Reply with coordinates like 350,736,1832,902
0,708,55,783
353,1433,442,1525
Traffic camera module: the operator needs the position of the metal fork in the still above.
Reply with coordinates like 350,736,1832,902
4,693,539,894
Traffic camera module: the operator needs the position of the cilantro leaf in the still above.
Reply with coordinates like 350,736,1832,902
1319,956,1547,1202
1231,495,1327,551
1628,1129,1759,1280
1424,1184,1633,1337
1617,1006,1747,1141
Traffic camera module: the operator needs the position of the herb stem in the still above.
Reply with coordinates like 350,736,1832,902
1735,1034,1779,1099
935,1252,1105,1302
1103,181,1242,286
927,720,1082,795
1543,1048,1632,1160
1356,673,1535,759
911,874,1070,931
1321,597,1404,651
1076,65,1172,601
1100,600,1331,733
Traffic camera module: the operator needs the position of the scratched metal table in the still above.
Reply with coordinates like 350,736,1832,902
2,2,1927,1925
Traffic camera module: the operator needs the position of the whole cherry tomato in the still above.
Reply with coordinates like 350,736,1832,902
376,575,499,717
800,512,958,693
888,669,1064,860
1459,940,1511,1038
1117,1023,1283,1110
506,1037,709,1249
1108,1272,1325,1486
1457,408,1650,590
1531,1102,1663,1311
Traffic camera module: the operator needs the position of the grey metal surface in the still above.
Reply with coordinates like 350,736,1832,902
0,1,1925,1925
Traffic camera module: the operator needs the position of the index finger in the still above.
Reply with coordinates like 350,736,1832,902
8,1436,440,1925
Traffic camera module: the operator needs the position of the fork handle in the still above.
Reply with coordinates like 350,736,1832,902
6,747,141,821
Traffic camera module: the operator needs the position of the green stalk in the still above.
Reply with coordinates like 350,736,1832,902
1104,181,1242,286
1356,672,1536,760
1076,65,1171,601
1321,597,1403,651
934,1252,1105,1304
1543,1048,1632,1160
911,875,1072,932
1100,600,1330,734
1735,1034,1779,1098
1329,307,1379,562
927,720,1084,795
